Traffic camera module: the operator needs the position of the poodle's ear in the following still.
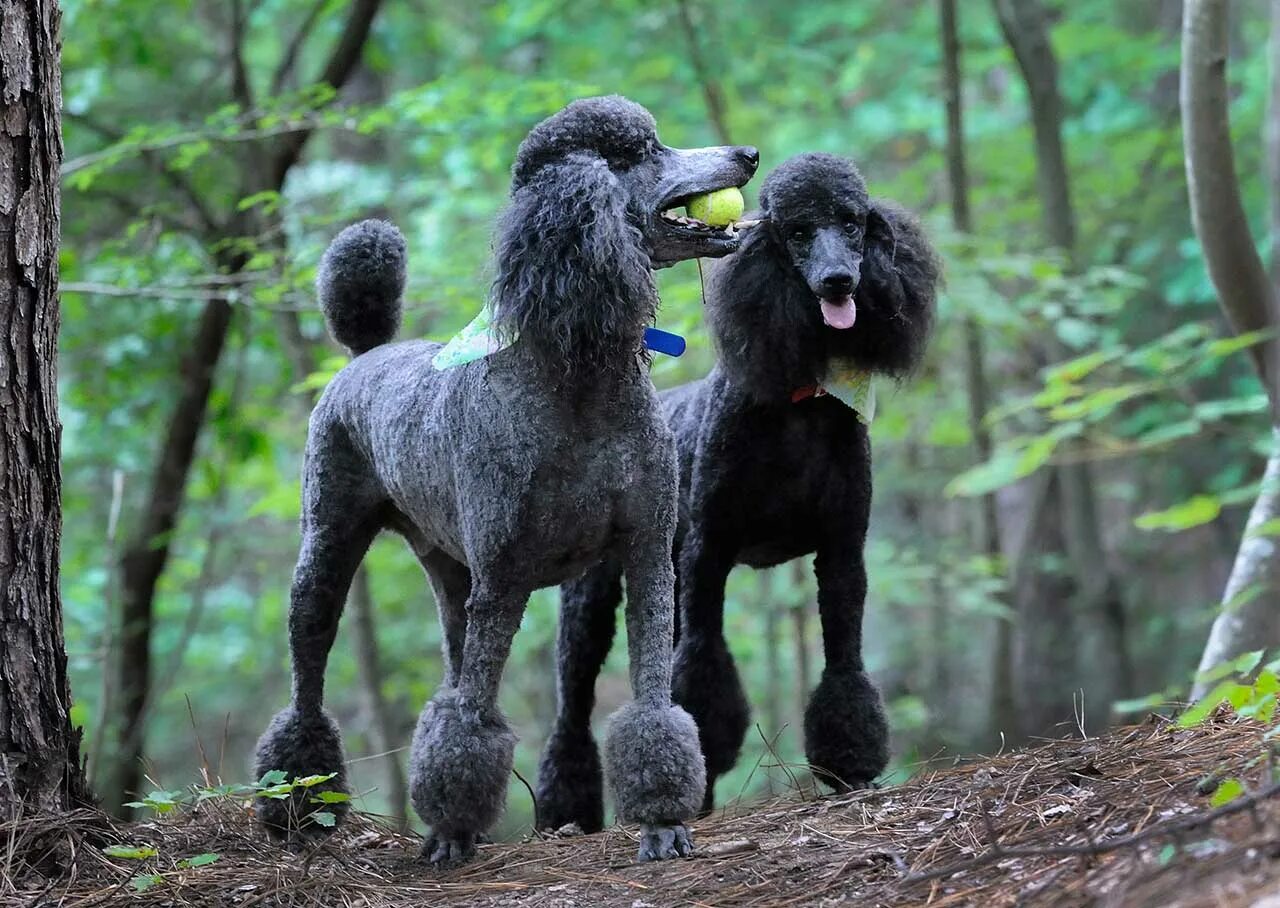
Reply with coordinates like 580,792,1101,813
854,200,940,376
491,152,655,372
866,204,898,262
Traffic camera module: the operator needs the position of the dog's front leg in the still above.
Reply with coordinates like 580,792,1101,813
409,585,524,866
604,517,706,862
803,534,889,791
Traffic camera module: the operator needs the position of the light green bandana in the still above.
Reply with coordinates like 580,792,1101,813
824,360,876,425
432,304,509,370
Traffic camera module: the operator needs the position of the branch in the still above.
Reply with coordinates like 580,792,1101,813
265,0,385,189
66,111,222,234
230,0,256,111
270,0,329,96
1182,0,1280,422
903,780,1280,886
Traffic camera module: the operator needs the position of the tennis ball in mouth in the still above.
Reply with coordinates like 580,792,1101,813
686,186,745,227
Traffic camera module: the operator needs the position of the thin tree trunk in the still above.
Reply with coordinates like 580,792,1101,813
993,0,1133,730
941,0,1020,740
0,0,91,814
674,0,733,146
101,0,386,813
349,567,408,830
790,561,813,728
763,593,782,796
1186,0,1280,695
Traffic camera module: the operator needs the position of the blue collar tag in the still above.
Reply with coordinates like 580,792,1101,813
643,327,685,357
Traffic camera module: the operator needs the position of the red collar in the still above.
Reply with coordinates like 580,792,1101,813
791,384,828,403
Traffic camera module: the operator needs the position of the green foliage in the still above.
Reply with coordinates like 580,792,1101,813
54,0,1280,835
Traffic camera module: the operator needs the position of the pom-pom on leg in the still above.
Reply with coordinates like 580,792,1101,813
409,689,516,866
252,705,349,843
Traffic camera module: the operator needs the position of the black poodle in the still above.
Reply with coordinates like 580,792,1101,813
536,153,938,831
252,96,759,864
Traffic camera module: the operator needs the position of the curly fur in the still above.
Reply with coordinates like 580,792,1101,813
409,690,517,836
254,95,757,861
604,703,705,825
317,219,407,355
492,151,655,375
803,666,890,790
252,705,348,840
538,152,940,827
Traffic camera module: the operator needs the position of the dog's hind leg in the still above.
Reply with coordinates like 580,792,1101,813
418,549,471,688
670,529,749,814
254,447,383,843
604,522,706,862
410,582,524,865
534,559,622,833
803,535,889,791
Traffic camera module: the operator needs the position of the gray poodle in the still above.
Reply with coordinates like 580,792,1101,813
252,95,759,864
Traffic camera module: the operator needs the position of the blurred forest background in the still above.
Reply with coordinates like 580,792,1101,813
54,0,1278,838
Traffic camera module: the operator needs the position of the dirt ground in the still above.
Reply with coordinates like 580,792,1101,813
8,711,1280,907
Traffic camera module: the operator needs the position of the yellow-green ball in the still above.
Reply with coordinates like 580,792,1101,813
686,187,745,227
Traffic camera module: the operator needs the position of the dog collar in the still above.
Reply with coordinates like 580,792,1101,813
432,305,684,370
791,361,875,425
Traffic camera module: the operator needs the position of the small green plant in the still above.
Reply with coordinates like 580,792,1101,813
111,770,351,890
101,843,218,892
1174,649,1280,808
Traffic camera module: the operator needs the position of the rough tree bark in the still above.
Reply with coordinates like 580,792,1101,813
939,0,1019,739
103,0,386,812
993,0,1134,733
1185,0,1280,698
0,0,91,814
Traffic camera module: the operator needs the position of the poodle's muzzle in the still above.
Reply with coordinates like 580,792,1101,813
799,225,863,330
647,145,759,268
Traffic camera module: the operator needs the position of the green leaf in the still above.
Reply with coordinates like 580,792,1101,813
1135,495,1221,532
310,790,352,804
131,874,164,892
1248,519,1280,538
308,810,337,827
103,844,158,860
1177,679,1247,727
1158,843,1177,866
1210,778,1245,807
257,770,288,787
1206,328,1278,359
294,773,338,788
177,852,220,868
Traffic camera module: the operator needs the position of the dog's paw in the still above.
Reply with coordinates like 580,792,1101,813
803,667,889,791
637,823,694,862
419,830,478,867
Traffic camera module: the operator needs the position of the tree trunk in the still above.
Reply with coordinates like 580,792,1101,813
349,567,409,830
675,0,733,146
941,0,1020,739
0,0,91,814
993,0,1133,731
1185,0,1280,696
100,0,386,813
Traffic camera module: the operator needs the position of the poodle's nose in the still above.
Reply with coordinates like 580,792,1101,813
735,146,760,173
820,271,856,295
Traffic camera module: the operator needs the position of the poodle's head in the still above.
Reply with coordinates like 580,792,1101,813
706,152,937,400
510,96,760,268
492,96,760,374
759,153,876,333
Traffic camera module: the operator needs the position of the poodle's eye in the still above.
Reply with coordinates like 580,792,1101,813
843,219,863,234
788,226,811,242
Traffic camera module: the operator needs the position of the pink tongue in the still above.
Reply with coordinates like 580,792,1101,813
820,295,857,330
